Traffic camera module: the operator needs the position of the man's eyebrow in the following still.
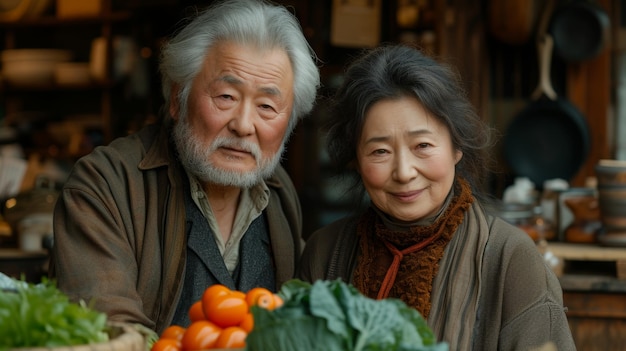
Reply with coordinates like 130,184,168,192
218,75,282,97
260,86,281,97
219,75,242,85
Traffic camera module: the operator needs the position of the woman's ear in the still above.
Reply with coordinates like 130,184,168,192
169,85,180,121
455,149,463,164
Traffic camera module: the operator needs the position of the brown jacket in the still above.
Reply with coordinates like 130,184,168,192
299,203,576,351
49,121,304,334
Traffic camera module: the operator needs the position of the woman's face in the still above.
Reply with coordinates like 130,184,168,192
356,96,462,222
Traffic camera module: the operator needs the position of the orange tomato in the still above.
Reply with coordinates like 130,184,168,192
201,284,231,310
204,293,248,328
273,293,284,309
214,326,247,349
245,287,275,310
230,290,247,300
188,300,206,322
238,312,254,333
160,325,186,342
151,338,181,351
180,320,221,351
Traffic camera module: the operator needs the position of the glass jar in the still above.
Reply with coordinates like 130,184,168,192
498,203,555,242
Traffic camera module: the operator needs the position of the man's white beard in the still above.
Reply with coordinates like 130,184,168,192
172,117,284,188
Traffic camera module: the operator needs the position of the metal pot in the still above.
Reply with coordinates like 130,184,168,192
549,0,610,62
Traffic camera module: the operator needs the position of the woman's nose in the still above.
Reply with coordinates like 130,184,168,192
393,150,418,183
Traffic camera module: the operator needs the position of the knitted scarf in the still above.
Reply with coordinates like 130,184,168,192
352,178,474,318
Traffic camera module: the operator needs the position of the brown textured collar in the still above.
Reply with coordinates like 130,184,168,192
352,178,474,318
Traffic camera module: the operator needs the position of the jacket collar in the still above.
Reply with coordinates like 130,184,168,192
138,119,176,171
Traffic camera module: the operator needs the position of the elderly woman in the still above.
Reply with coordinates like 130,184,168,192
298,45,575,351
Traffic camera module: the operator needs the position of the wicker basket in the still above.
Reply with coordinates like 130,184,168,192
11,322,146,351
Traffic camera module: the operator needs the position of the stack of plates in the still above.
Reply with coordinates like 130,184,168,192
1,49,72,86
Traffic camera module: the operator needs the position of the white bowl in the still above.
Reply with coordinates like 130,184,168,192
1,48,72,62
1,49,72,86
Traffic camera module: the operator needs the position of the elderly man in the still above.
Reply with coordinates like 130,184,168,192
49,0,319,334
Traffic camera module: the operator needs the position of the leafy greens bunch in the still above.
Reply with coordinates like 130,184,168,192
0,278,109,349
246,279,449,351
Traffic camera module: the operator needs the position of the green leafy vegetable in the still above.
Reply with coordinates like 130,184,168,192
246,279,449,351
0,277,109,349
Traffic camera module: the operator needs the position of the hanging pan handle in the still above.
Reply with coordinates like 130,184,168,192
531,34,557,101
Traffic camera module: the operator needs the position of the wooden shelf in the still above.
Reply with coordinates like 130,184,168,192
0,12,132,28
548,242,626,279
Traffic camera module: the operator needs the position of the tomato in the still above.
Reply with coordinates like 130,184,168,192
238,312,254,333
230,290,246,300
180,320,221,351
201,284,231,309
273,293,284,309
160,325,186,342
188,300,206,322
245,287,275,310
151,338,181,351
214,326,247,349
204,293,248,328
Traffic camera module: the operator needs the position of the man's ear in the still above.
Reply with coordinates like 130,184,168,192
169,84,180,121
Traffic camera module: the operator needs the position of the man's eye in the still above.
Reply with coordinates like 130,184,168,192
260,104,276,112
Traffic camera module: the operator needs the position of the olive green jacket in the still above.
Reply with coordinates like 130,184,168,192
49,121,303,334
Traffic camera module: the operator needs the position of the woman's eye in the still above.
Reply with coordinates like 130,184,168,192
373,149,388,155
417,143,430,149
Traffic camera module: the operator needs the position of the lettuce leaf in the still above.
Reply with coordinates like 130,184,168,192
0,278,108,349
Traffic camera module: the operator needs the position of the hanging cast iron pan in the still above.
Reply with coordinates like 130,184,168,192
549,0,610,62
503,35,591,187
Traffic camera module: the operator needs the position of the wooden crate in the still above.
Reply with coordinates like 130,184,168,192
547,242,626,279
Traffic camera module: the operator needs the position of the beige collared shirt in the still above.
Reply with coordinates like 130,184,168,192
187,172,270,274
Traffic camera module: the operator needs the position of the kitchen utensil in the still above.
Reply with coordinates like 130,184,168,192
549,0,610,62
503,35,591,187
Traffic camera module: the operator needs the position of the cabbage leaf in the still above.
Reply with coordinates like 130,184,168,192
246,279,448,351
